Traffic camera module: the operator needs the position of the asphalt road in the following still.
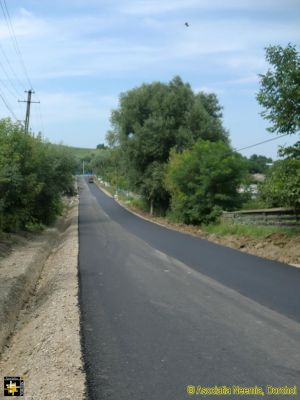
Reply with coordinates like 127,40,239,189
78,177,300,400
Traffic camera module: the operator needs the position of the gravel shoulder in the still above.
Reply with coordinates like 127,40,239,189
0,197,86,399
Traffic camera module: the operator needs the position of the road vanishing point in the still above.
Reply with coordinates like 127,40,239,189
78,177,300,400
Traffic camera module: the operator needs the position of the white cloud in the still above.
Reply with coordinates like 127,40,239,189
0,12,48,40
38,91,118,124
19,8,33,17
119,0,200,15
194,86,224,95
223,55,266,71
118,0,300,15
224,75,260,85
1,0,299,150
1,5,298,84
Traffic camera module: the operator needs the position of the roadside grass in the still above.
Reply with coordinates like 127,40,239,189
94,178,149,211
202,222,300,238
92,178,300,239
100,184,115,197
240,199,266,210
25,222,46,232
126,198,149,213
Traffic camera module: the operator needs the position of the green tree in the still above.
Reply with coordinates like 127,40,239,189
256,44,300,209
0,119,76,231
259,158,300,208
246,154,273,174
165,140,247,224
278,140,300,159
257,44,300,135
96,143,107,150
110,76,228,213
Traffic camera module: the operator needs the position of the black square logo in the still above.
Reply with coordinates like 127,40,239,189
4,377,24,397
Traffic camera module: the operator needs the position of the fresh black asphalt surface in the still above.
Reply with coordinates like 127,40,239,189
78,177,300,399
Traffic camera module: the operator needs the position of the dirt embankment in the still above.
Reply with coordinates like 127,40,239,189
200,232,300,267
118,200,300,268
0,197,86,399
97,182,300,267
146,216,299,267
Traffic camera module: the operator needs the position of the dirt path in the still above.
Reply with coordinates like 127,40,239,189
0,198,86,399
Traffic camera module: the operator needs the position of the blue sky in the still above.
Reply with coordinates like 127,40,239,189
0,0,299,158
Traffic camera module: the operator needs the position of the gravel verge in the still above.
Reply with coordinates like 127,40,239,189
0,196,86,399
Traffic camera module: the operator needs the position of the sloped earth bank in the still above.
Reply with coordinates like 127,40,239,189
126,208,300,267
96,184,300,268
198,231,300,267
0,197,86,399
155,220,299,267
111,197,300,268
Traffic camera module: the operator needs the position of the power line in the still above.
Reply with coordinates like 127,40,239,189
0,76,19,99
0,0,40,128
0,76,22,121
0,88,18,120
0,44,26,93
0,0,33,89
0,56,23,97
234,133,290,153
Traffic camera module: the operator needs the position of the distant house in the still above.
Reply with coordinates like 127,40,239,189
238,174,266,198
252,173,265,183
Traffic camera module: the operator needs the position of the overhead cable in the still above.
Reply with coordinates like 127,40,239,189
0,57,23,98
234,133,291,153
0,0,33,89
0,43,26,93
0,88,18,120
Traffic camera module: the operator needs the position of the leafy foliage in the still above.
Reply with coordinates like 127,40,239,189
278,140,300,160
165,140,247,224
246,154,273,174
0,119,76,232
96,143,107,150
110,76,229,212
90,147,128,189
259,158,300,208
255,44,300,210
257,44,300,134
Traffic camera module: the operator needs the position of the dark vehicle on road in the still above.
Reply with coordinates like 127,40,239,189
88,175,94,183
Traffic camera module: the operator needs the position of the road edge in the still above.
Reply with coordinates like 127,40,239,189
95,181,300,268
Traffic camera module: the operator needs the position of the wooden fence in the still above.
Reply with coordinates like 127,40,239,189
222,208,300,228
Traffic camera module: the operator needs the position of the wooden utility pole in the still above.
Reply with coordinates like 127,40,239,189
18,90,40,134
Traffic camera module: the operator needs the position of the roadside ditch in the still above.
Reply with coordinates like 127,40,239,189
0,196,86,399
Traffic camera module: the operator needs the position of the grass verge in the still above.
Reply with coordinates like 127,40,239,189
94,178,300,240
202,222,300,238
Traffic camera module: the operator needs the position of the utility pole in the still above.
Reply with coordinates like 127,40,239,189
18,90,40,134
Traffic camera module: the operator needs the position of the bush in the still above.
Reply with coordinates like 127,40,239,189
165,140,247,224
259,158,300,208
0,119,77,232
